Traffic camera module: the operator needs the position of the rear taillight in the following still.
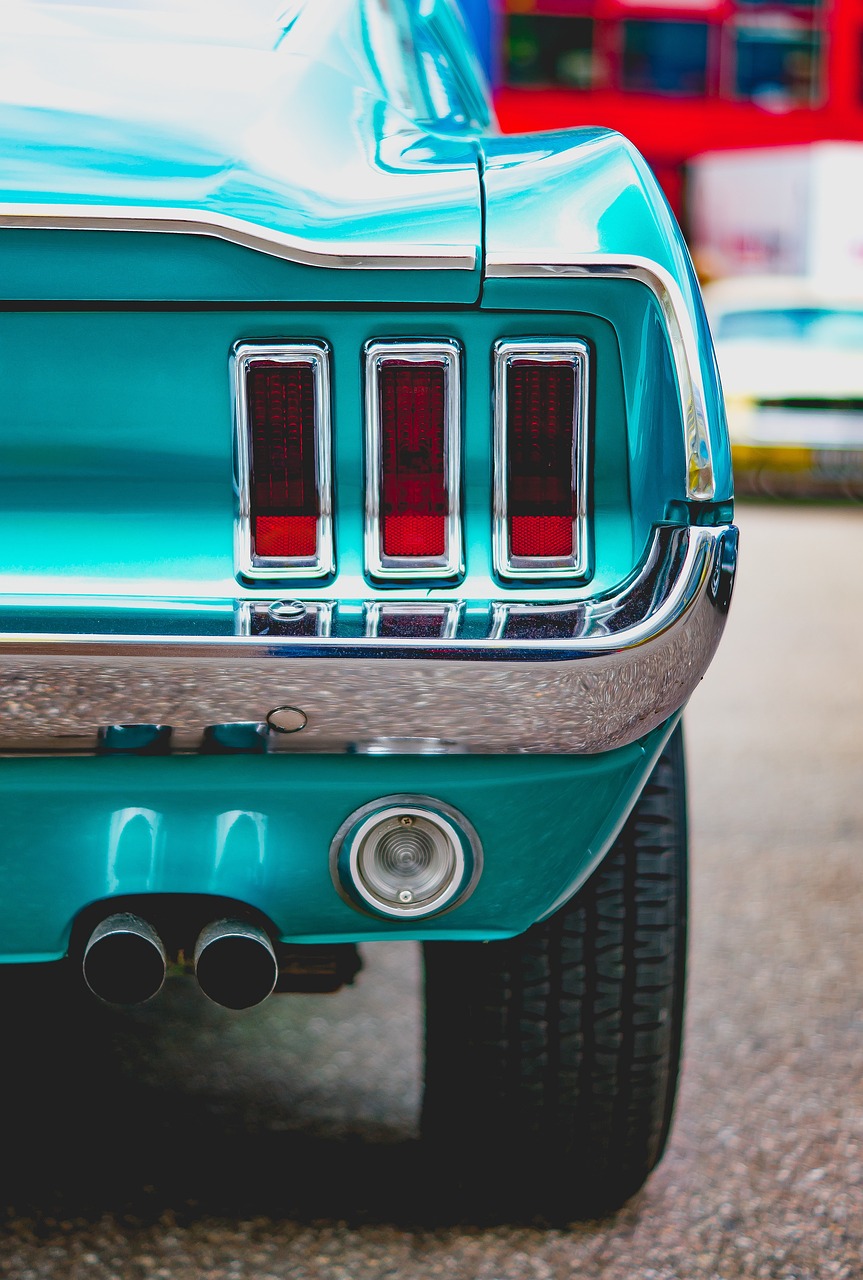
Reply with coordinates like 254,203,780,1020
494,340,589,579
233,342,333,580
365,341,462,580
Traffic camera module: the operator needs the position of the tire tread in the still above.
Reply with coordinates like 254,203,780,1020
422,725,688,1217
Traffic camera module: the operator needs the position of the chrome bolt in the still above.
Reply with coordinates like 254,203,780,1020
266,706,308,734
399,815,414,827
398,890,413,903
268,600,306,621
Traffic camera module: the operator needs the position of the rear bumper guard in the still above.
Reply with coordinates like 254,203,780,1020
0,524,737,754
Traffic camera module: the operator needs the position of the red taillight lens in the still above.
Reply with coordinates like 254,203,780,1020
248,360,318,558
234,342,332,580
380,362,447,558
495,342,589,578
507,361,575,558
366,342,461,578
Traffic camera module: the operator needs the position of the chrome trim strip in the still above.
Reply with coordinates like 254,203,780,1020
348,737,468,755
364,340,463,581
232,341,334,582
488,604,507,642
485,254,716,501
0,525,736,754
0,203,477,271
311,602,334,637
441,602,463,640
493,339,590,580
364,602,463,639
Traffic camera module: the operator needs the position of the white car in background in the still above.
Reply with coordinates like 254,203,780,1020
705,276,863,494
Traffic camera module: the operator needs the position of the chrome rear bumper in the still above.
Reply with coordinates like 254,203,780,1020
0,525,737,755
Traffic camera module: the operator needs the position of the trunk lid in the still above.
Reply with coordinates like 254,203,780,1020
0,0,481,304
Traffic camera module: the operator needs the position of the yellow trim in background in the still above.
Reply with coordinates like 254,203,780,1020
732,444,812,474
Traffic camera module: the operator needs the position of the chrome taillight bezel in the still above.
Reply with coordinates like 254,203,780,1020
364,339,463,581
232,340,334,582
233,600,334,637
364,601,463,639
493,339,590,580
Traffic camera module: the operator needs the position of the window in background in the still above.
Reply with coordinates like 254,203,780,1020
733,25,821,107
736,0,821,8
505,15,596,88
621,20,710,96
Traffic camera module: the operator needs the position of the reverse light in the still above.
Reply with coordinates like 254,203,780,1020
365,341,462,580
332,796,482,919
494,340,590,579
233,341,333,580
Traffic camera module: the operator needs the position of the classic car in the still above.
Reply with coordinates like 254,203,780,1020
705,274,863,495
0,0,735,1218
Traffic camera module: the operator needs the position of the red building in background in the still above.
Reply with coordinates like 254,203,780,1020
492,0,863,216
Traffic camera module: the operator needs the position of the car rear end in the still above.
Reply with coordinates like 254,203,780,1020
0,0,738,1218
0,271,733,957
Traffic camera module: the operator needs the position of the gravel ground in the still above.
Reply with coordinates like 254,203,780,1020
1,502,862,1279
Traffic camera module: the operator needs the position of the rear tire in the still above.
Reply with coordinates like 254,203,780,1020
422,724,688,1220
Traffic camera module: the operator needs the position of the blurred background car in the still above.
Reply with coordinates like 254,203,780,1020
704,276,863,495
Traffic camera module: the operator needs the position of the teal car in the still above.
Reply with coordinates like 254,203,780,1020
0,0,735,1217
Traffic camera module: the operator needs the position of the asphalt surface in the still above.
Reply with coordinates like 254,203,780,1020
1,502,862,1279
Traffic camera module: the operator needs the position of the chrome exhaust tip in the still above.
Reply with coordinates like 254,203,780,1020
83,912,167,1005
193,919,278,1010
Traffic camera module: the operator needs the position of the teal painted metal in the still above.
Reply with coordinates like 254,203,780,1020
0,1,735,960
0,306,638,600
480,129,733,506
0,1,483,303
0,719,675,963
0,231,480,305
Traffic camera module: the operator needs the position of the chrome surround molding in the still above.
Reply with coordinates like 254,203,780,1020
234,601,334,637
232,341,334,582
486,254,716,502
0,203,477,271
0,525,737,755
330,795,483,920
364,602,462,639
364,340,463,581
493,339,590,580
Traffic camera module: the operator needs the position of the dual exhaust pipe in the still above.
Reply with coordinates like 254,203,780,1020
82,912,278,1010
